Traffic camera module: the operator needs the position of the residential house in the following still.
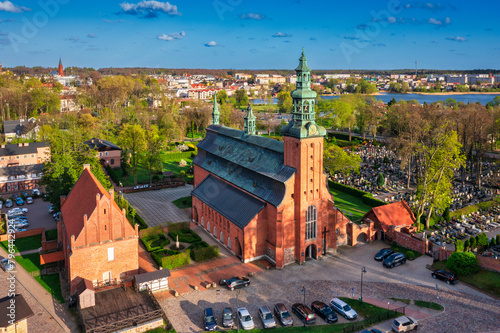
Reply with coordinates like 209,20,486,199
83,138,122,168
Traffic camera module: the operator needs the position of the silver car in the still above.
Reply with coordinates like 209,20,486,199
0,258,15,271
330,298,357,320
392,315,418,332
237,307,255,330
258,306,276,329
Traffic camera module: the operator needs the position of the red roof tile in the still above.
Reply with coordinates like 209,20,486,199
40,251,65,265
368,200,416,232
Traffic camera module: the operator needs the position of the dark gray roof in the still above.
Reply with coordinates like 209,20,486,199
0,294,34,327
83,138,121,151
192,175,266,229
194,125,295,207
0,164,45,177
0,142,48,157
135,268,171,284
3,119,37,136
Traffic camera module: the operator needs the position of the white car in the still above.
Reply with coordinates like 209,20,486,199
237,307,255,330
9,221,28,228
330,298,357,320
8,207,28,214
0,258,15,271
392,316,418,332
32,189,40,196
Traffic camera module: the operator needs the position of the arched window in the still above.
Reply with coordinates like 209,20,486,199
228,237,231,250
213,225,217,236
207,221,210,232
220,231,223,242
305,205,317,241
201,217,204,227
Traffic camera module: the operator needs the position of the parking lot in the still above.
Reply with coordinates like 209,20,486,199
1,195,56,231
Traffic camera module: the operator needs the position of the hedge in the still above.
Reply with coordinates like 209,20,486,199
153,249,191,269
141,234,170,252
115,195,148,230
162,152,193,161
447,252,480,276
139,225,165,239
361,193,387,207
187,241,209,260
328,180,387,207
168,229,201,243
106,165,121,185
167,222,191,233
193,245,219,262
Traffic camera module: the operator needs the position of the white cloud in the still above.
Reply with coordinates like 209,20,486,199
120,1,180,17
428,18,442,25
87,34,97,38
204,41,218,47
0,1,30,13
446,36,467,42
388,16,397,24
272,32,292,38
157,31,185,41
240,13,266,20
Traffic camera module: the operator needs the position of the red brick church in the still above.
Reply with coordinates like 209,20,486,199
192,51,350,268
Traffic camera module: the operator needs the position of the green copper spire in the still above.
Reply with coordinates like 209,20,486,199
244,105,256,135
281,50,326,139
212,93,220,125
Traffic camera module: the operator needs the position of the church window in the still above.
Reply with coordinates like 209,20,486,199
201,217,204,227
104,209,106,214
305,205,317,241
108,247,114,261
228,237,231,249
214,226,217,236
220,231,223,241
207,221,210,231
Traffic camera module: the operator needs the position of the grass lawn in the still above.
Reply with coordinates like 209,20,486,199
390,298,411,305
248,104,278,113
1,235,42,253
162,158,193,176
35,274,65,303
114,165,158,187
172,196,192,209
45,229,58,241
413,300,444,311
329,188,375,222
432,260,500,298
14,252,44,273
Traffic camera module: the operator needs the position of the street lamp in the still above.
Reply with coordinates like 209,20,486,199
300,286,306,327
360,266,367,304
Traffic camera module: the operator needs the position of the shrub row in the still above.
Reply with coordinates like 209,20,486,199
328,180,387,207
153,249,191,270
168,228,201,243
139,225,165,239
115,195,148,230
187,241,209,260
361,193,387,207
193,245,219,262
167,222,191,233
141,234,170,252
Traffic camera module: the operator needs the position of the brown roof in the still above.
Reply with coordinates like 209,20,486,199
76,278,95,295
0,294,34,327
40,251,65,265
367,200,416,232
61,167,123,240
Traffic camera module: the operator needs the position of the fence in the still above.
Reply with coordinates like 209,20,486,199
342,307,405,333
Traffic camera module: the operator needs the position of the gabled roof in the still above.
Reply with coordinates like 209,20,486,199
61,167,123,240
0,295,34,327
366,201,416,232
0,142,48,157
134,268,171,284
83,138,121,151
192,175,266,229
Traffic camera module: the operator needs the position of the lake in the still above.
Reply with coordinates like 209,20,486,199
251,92,500,106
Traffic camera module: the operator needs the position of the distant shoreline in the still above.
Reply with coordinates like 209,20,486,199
380,91,500,96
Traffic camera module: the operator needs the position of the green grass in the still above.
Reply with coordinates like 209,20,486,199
247,104,278,113
1,235,42,253
414,300,444,311
162,158,193,176
14,252,44,272
329,188,375,222
390,298,411,305
35,274,65,303
172,196,192,209
45,229,58,241
432,260,500,298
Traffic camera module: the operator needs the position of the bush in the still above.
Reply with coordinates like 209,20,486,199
455,239,464,252
141,234,170,252
447,252,480,276
491,237,497,247
153,249,190,269
187,241,209,259
497,234,500,246
406,251,415,260
167,222,191,233
140,226,165,239
469,237,477,250
106,165,122,185
168,229,201,243
192,245,219,262
476,233,490,249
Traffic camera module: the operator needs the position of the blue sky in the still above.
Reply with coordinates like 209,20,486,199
0,0,499,70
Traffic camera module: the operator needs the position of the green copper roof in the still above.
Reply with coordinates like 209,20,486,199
212,93,220,125
295,51,311,72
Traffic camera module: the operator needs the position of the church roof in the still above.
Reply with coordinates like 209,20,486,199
192,175,266,229
194,125,295,207
365,200,416,232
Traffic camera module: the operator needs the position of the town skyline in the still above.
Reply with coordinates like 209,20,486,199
0,0,499,70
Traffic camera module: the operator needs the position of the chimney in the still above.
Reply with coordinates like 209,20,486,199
83,164,91,171
24,142,29,147
18,143,22,147
1,145,4,149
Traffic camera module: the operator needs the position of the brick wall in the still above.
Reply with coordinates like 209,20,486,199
0,227,44,241
477,256,500,273
390,230,426,254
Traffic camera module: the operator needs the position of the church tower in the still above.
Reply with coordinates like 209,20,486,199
212,93,220,125
282,50,332,264
243,105,256,135
58,58,64,76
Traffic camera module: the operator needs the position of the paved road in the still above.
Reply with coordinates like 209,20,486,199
123,185,193,226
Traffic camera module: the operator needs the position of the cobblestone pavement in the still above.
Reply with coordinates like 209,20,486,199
123,185,193,226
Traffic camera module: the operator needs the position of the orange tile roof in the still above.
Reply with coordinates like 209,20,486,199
40,251,65,265
369,200,416,232
61,167,122,240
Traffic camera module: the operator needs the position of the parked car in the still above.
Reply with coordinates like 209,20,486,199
32,189,40,197
53,212,61,221
391,315,418,332
48,205,55,214
237,307,255,330
5,199,13,208
222,307,234,328
203,308,217,331
432,269,458,285
13,228,27,232
291,303,316,325
26,197,34,204
9,221,28,228
383,253,407,268
360,329,382,333
8,207,28,214
15,197,24,206
258,306,276,328
220,276,250,291
311,301,337,323
374,248,395,261
274,303,294,326
0,258,15,271
329,298,357,320
21,191,28,197
0,201,2,209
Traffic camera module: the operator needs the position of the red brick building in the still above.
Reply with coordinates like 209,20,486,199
192,52,349,268
58,164,139,294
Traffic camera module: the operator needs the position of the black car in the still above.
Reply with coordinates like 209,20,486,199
360,330,382,333
383,252,406,268
203,307,217,331
274,303,294,326
374,248,395,261
292,303,316,325
432,269,458,285
311,301,338,323
220,276,250,290
222,307,234,328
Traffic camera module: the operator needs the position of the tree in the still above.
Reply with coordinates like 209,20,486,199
377,172,385,188
217,89,228,105
143,125,165,186
446,252,479,276
469,236,477,250
464,239,470,251
119,124,146,185
497,234,500,246
234,89,249,107
443,206,450,222
455,239,464,252
324,145,362,183
277,90,293,113
476,233,490,249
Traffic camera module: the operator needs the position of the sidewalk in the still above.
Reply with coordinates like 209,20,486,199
0,247,78,333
